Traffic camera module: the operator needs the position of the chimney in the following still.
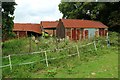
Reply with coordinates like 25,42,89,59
59,18,62,21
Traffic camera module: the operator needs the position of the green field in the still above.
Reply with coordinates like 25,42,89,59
2,32,119,78
32,50,118,78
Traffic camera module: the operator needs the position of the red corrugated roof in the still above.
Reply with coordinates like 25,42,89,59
61,19,108,28
41,21,58,28
13,23,41,34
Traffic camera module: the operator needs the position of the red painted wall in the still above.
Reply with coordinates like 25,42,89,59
105,30,108,36
19,31,26,37
76,29,80,40
66,28,107,41
85,30,88,39
99,28,107,36
14,31,27,38
71,28,84,40
72,28,76,40
66,29,71,39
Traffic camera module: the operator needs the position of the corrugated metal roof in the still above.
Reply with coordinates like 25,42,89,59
41,21,58,28
13,23,41,34
61,19,108,28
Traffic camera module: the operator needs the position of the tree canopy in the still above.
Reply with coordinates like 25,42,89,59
2,2,17,41
58,2,120,32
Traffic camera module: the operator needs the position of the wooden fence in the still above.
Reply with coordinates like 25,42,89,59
1,41,97,71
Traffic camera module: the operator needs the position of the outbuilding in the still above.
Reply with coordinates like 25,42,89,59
40,21,59,36
13,23,42,38
56,19,108,40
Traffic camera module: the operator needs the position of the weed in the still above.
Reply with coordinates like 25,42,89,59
45,69,57,77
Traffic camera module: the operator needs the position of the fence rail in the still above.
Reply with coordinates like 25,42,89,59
1,41,97,70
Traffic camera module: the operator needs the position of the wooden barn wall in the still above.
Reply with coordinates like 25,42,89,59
19,31,26,37
44,29,56,36
65,28,84,40
72,28,77,40
14,31,27,38
84,28,108,38
95,29,99,37
65,28,108,41
104,28,108,36
76,29,80,40
56,21,65,39
99,28,108,36
65,28,71,39
14,31,42,38
57,23,108,40
84,28,97,39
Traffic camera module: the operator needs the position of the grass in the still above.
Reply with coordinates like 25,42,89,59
31,46,118,78
2,31,119,78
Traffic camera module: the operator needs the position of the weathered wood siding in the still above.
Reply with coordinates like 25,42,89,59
65,28,85,40
84,28,108,38
14,31,42,38
65,28,71,39
84,28,97,39
72,28,77,40
99,28,108,36
104,29,108,36
44,29,56,36
76,29,80,40
56,21,65,39
65,28,84,40
57,20,108,40
14,31,27,38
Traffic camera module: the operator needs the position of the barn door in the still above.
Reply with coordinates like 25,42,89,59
105,30,108,36
85,30,88,39
72,28,76,40
81,30,84,40
66,29,71,39
76,29,80,40
99,28,104,36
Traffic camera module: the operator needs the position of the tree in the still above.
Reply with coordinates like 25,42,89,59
2,2,17,41
58,2,120,32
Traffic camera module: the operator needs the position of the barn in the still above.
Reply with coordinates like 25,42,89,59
56,19,108,40
13,23,42,38
40,21,59,36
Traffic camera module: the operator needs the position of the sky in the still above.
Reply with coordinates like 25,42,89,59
14,0,63,23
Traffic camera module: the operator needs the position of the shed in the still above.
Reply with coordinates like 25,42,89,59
13,23,42,38
56,19,108,40
40,21,59,36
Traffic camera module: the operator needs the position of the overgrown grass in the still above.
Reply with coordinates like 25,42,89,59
2,31,118,78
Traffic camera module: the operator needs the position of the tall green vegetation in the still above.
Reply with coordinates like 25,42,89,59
2,32,118,78
2,2,17,41
58,2,120,32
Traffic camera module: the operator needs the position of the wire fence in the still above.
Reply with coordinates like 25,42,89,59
1,41,99,71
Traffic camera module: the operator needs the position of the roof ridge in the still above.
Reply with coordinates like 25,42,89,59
14,23,40,25
61,19,108,28
41,21,58,22
61,19,104,24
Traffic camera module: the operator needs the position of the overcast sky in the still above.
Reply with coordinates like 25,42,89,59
14,0,63,23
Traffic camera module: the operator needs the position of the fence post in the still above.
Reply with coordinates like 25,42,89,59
76,45,80,57
107,39,110,47
44,51,49,67
8,55,12,71
106,32,110,47
94,41,97,51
